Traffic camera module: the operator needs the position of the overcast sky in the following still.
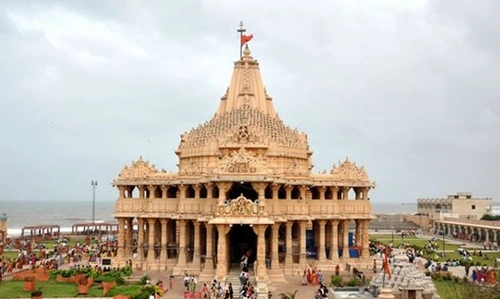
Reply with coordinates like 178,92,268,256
0,0,499,205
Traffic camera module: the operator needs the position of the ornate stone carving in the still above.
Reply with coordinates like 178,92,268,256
217,194,265,216
330,157,370,181
178,106,307,149
118,156,158,179
218,148,267,174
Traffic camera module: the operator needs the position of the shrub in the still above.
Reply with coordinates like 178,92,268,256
139,274,151,285
330,275,343,287
345,277,360,287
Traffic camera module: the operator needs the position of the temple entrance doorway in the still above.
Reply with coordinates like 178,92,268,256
226,182,258,201
229,224,257,266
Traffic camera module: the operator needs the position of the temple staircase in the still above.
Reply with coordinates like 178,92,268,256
224,263,257,292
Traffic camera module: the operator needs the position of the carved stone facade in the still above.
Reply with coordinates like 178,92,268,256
112,46,376,283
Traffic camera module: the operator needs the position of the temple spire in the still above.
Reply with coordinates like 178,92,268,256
216,36,277,118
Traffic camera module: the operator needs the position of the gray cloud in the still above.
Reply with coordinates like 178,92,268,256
0,0,499,204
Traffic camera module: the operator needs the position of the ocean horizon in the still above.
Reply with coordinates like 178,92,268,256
1,200,498,237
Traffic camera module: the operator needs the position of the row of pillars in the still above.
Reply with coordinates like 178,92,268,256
117,183,370,201
115,218,371,276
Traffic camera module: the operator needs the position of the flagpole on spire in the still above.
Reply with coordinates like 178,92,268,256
237,21,246,58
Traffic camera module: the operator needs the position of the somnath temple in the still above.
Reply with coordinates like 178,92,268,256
112,36,376,287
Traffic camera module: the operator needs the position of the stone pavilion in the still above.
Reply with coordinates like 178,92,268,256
112,44,376,284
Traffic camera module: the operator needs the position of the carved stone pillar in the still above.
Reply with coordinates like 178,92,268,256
160,219,168,263
342,220,350,258
193,221,201,266
138,186,145,198
285,221,293,265
342,187,350,200
299,185,308,200
118,186,126,198
271,184,279,200
161,186,168,198
193,185,201,199
117,218,126,259
148,185,157,198
179,185,187,199
355,188,361,200
299,221,307,264
331,220,339,261
216,224,227,277
177,220,187,265
217,183,229,204
331,187,339,200
363,187,369,200
361,220,370,258
285,185,293,200
319,186,326,200
255,183,267,200
271,223,280,269
126,218,133,257
204,224,214,270
355,220,361,247
318,220,326,261
256,225,268,277
137,218,144,261
147,219,156,263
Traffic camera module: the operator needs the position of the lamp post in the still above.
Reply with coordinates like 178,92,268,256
91,180,98,223
442,228,445,258
391,221,394,244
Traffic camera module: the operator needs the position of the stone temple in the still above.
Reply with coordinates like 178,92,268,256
112,45,376,287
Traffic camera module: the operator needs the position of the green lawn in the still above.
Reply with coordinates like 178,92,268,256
370,234,500,267
0,280,142,298
1,251,19,260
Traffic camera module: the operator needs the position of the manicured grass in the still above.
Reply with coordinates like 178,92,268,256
0,280,142,298
434,280,468,299
370,234,500,267
1,251,19,260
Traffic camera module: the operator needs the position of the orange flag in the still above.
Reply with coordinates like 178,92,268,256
383,248,392,279
241,34,253,46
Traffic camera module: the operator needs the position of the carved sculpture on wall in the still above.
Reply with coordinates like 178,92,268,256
330,157,370,181
217,194,265,216
118,156,158,179
218,148,267,174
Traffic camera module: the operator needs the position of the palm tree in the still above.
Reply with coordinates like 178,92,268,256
278,290,298,299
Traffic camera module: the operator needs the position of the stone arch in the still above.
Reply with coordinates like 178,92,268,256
186,186,195,198
167,186,178,198
264,185,272,199
278,185,286,199
154,188,162,199
310,187,320,200
212,185,219,199
200,185,208,198
227,182,258,201
347,188,356,200
325,188,333,200
291,186,300,199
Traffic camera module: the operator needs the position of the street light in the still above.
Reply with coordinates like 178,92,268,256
442,228,445,258
91,180,98,223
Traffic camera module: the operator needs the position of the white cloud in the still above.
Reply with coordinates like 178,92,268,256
0,0,499,204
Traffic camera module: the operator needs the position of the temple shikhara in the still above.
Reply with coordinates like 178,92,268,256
112,32,375,289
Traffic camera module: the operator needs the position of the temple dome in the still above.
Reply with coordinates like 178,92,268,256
176,47,312,176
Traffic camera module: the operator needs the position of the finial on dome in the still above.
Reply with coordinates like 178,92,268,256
243,44,251,56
